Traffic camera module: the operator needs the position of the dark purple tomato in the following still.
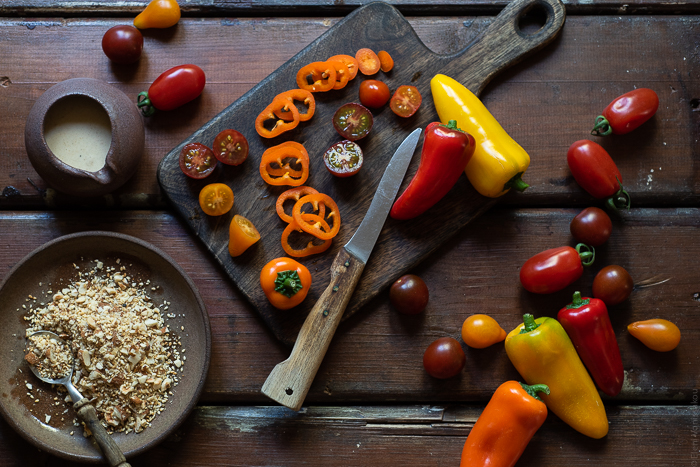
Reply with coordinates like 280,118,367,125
102,25,143,64
179,142,217,179
423,337,466,379
332,103,373,141
592,265,634,306
323,140,363,177
390,274,429,315
570,207,612,247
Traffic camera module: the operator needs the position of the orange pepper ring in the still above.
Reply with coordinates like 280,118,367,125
292,193,340,240
327,59,350,90
273,89,316,122
255,96,300,138
328,54,359,80
276,186,325,224
259,143,309,186
296,61,336,92
281,214,333,257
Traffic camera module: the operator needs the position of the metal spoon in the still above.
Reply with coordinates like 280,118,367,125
26,330,131,467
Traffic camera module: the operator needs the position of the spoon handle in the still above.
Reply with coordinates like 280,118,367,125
73,398,131,467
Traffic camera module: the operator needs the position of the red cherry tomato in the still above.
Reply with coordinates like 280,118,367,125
213,129,249,166
592,88,659,136
359,80,391,108
389,274,429,315
101,25,143,64
179,142,217,179
593,265,634,306
570,207,612,247
567,140,630,210
519,245,595,294
137,64,206,116
390,85,422,118
423,337,465,379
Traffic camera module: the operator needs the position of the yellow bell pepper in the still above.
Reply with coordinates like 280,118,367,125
134,0,181,30
505,314,609,439
430,74,531,198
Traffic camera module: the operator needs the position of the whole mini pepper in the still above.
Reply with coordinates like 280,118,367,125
430,74,530,198
558,292,624,396
390,120,475,220
260,257,312,310
134,0,181,29
460,381,549,467
505,314,609,439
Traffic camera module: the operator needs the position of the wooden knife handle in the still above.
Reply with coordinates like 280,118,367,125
450,0,566,96
73,398,131,467
261,247,364,411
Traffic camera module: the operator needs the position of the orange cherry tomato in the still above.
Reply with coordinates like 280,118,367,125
461,314,507,349
355,48,380,75
627,319,681,352
328,54,359,80
377,50,394,72
133,0,181,29
228,214,260,257
198,183,234,216
260,257,312,309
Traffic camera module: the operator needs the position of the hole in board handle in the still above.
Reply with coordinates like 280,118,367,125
516,1,551,36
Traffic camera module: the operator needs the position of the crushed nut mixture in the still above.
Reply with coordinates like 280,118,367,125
24,333,73,381
24,259,183,434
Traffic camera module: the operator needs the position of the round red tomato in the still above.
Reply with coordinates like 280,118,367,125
592,88,659,136
323,140,363,177
390,85,422,118
389,274,429,315
520,245,594,294
332,103,373,141
213,129,248,166
570,207,612,247
423,337,465,379
179,142,217,179
102,25,143,64
592,265,633,306
359,80,390,108
138,64,206,116
567,140,630,210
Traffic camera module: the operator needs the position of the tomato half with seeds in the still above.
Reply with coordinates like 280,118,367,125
423,337,466,379
332,103,373,141
323,140,363,177
199,183,234,216
390,85,422,118
213,129,248,166
179,142,217,179
359,80,390,108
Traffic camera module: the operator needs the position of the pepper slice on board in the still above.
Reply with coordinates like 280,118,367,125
276,186,325,224
281,214,333,258
328,54,359,80
272,89,316,122
296,61,336,92
255,97,300,138
259,142,309,186
292,193,340,240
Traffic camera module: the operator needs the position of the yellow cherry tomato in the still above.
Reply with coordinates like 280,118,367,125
461,314,507,349
134,0,181,29
260,257,312,310
628,319,681,352
228,215,260,257
199,183,234,216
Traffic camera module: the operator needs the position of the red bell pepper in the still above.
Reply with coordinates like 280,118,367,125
389,120,475,220
557,291,624,396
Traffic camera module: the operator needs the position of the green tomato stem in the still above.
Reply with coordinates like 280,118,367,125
591,115,613,136
136,91,156,117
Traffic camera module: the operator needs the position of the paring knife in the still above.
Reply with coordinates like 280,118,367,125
261,128,422,411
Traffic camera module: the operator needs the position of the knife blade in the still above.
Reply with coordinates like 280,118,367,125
261,128,422,411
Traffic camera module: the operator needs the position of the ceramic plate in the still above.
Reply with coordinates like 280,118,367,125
0,232,211,463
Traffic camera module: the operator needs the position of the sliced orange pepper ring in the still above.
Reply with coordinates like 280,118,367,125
273,89,316,122
296,61,336,92
328,54,359,80
327,59,350,90
292,193,341,240
259,142,309,186
229,214,261,257
281,214,333,257
276,186,326,223
255,96,300,138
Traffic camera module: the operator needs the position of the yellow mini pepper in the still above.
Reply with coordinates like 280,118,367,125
505,314,609,439
431,74,530,198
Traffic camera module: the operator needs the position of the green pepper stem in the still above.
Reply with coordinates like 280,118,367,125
504,172,529,193
566,291,590,309
575,243,595,267
520,314,539,334
136,91,156,117
520,382,550,401
591,115,613,136
274,270,303,298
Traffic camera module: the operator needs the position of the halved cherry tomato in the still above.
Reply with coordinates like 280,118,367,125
567,140,630,210
390,85,422,118
255,96,300,138
628,319,681,352
212,129,248,166
519,244,595,294
377,50,394,72
323,140,363,177
229,214,260,257
275,186,324,224
328,59,351,90
461,314,506,349
292,193,341,240
359,80,390,108
281,214,333,258
570,207,612,247
199,183,234,216
296,61,336,92
260,257,312,309
179,142,217,179
592,88,659,136
137,64,205,117
332,103,373,141
273,89,316,122
328,54,359,80
259,142,309,186
355,48,380,75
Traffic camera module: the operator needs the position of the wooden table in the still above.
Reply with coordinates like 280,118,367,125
1,1,698,465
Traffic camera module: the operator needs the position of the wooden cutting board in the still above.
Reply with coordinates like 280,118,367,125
157,0,566,346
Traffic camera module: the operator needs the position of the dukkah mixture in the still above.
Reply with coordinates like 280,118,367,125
24,332,73,381
24,259,184,434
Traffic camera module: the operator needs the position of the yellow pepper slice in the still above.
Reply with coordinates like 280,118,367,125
430,74,530,198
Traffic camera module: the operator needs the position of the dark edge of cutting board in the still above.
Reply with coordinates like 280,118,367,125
157,0,566,346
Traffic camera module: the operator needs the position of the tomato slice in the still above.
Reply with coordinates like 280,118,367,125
355,48,380,75
323,140,363,177
179,142,217,179
377,50,394,72
212,129,248,166
229,214,260,257
390,85,422,118
332,103,373,141
199,183,234,216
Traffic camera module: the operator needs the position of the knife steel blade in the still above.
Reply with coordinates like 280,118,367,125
261,128,422,411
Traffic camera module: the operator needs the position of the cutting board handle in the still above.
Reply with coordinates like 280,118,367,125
450,0,566,96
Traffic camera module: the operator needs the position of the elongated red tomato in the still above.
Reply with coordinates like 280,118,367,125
567,140,630,210
520,245,595,294
137,64,206,116
592,88,659,136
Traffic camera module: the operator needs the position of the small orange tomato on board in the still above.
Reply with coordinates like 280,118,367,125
377,50,394,72
228,215,260,257
134,0,181,29
628,319,681,352
355,48,381,75
461,314,507,348
260,257,312,309
199,183,234,216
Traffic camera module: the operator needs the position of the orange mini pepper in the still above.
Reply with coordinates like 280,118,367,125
228,214,260,257
276,186,324,224
461,381,549,467
328,54,359,80
134,0,181,29
327,59,350,90
260,257,312,309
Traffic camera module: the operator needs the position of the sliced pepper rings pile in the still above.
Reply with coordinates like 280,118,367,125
295,54,359,93
255,89,316,138
276,187,341,257
259,141,309,186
